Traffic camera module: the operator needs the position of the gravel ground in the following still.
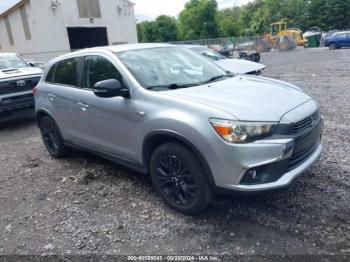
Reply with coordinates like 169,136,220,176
0,47,349,258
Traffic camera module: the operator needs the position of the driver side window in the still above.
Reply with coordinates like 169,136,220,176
83,55,124,89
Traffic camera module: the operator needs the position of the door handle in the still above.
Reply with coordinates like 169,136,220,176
136,111,146,117
48,93,56,101
77,102,89,108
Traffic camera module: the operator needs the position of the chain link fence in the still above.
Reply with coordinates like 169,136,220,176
170,35,299,54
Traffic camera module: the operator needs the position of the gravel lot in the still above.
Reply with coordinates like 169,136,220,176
0,47,349,258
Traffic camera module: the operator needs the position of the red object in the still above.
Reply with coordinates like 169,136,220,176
32,85,38,96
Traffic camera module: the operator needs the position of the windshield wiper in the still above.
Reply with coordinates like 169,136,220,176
147,83,201,90
203,73,234,84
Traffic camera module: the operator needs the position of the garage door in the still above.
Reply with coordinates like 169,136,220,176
67,27,109,50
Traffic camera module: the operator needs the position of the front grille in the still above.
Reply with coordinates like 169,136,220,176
292,110,320,135
286,142,318,172
0,76,40,95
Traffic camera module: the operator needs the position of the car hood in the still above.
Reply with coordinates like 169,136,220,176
215,59,265,74
163,75,311,121
0,67,42,80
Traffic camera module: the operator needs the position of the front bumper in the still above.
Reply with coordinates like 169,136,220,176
0,91,35,123
224,141,322,192
206,100,323,193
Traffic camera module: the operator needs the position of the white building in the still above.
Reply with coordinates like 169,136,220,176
0,0,138,61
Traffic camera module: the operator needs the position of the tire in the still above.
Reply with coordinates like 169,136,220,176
150,143,212,215
329,43,337,50
39,116,69,158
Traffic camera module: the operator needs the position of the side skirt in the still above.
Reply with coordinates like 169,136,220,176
64,140,148,174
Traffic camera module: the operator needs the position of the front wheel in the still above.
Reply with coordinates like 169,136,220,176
150,143,212,215
329,43,337,50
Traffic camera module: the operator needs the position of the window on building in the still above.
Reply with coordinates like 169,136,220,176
20,5,31,40
83,56,123,89
4,16,14,46
77,0,101,18
53,58,79,87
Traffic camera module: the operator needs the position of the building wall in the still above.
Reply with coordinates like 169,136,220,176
0,0,138,62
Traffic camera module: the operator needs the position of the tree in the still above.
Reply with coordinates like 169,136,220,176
218,8,242,37
137,16,177,43
153,15,178,42
137,0,348,42
138,21,156,42
178,0,219,40
137,23,143,42
307,0,350,30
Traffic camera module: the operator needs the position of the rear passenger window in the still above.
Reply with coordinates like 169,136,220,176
53,58,79,86
337,34,347,38
83,56,124,89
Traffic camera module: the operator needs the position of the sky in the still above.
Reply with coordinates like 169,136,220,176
0,0,21,15
133,0,253,22
0,0,254,21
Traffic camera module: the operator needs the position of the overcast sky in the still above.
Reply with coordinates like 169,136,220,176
0,0,20,14
0,0,253,22
133,0,253,22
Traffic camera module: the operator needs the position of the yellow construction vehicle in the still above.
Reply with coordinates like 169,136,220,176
255,20,306,53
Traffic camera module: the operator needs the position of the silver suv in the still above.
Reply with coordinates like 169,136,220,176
35,44,323,214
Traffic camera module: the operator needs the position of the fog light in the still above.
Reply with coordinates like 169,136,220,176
248,170,257,180
240,168,261,185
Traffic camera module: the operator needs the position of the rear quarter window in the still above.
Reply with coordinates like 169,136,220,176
53,58,79,86
45,63,57,83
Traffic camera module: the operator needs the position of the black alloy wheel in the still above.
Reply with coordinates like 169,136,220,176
150,143,212,215
39,116,68,158
156,154,197,206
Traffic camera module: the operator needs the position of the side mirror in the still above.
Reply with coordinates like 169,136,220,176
93,79,130,98
28,62,35,67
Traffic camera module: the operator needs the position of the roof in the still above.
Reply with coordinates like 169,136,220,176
334,31,350,35
47,43,175,64
68,43,174,56
180,45,206,49
0,52,17,56
103,43,174,52
0,0,27,18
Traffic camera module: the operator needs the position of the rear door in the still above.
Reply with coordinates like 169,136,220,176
335,33,348,47
48,57,83,140
73,54,139,161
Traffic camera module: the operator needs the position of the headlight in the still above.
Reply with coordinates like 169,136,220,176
210,118,277,143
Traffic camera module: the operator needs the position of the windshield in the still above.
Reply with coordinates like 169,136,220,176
191,47,226,61
117,47,227,90
0,54,28,70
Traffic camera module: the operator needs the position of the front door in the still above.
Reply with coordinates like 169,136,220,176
74,54,139,161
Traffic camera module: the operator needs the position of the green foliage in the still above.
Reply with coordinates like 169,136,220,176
177,0,219,40
217,8,242,37
137,0,350,42
308,0,350,30
138,15,177,43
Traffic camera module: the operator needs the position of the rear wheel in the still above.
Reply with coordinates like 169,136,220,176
39,116,69,158
150,143,212,215
329,43,337,50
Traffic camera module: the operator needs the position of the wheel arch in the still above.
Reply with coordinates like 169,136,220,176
142,130,216,189
329,42,338,49
35,108,55,126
